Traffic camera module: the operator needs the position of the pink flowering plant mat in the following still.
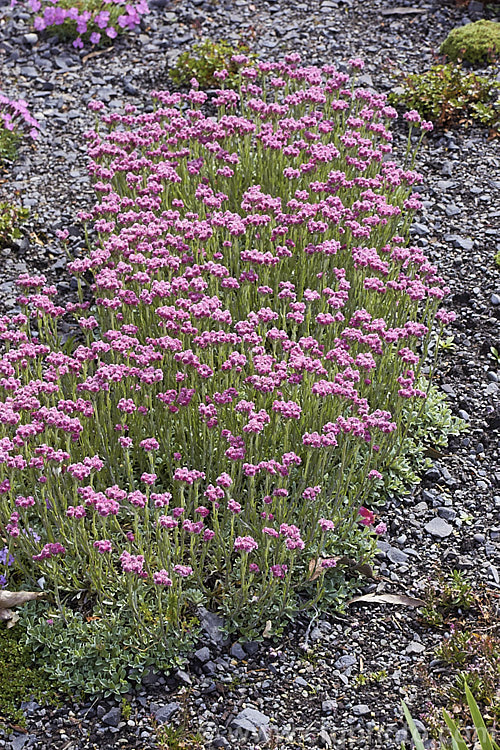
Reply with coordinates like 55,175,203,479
11,0,149,49
0,55,457,654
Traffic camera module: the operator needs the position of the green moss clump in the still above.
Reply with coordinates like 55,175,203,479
440,20,500,66
169,39,253,89
0,622,59,726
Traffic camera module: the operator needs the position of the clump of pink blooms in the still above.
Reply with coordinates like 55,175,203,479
0,55,454,636
0,92,40,140
10,0,149,49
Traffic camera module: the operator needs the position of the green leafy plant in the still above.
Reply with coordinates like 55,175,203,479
436,628,500,717
0,201,29,249
169,39,253,88
441,20,500,66
390,64,500,129
22,602,197,698
0,126,20,165
402,682,500,750
420,569,475,628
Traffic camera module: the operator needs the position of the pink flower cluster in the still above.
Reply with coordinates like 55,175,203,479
10,0,149,49
0,55,451,635
0,93,40,140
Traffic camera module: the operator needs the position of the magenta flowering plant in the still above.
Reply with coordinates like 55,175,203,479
0,92,40,156
10,0,149,49
0,55,455,642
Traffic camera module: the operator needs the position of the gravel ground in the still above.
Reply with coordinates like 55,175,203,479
0,0,499,747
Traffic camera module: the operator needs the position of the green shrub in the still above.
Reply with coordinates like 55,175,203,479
169,39,253,88
390,63,500,128
440,20,500,66
0,201,29,248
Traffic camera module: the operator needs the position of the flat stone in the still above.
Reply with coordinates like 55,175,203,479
231,707,270,734
334,654,356,670
102,707,121,727
230,642,246,660
425,517,453,538
153,702,180,724
406,640,426,654
491,294,500,306
352,704,370,716
198,607,227,645
194,646,211,663
387,547,409,565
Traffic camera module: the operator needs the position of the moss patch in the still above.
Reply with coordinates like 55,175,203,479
0,622,59,727
440,20,500,66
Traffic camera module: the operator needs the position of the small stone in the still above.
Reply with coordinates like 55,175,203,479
352,704,370,716
102,707,121,727
322,699,337,714
424,466,441,482
242,641,260,656
294,676,308,687
23,33,38,45
437,507,457,521
231,707,270,735
334,654,356,670
406,640,426,654
491,294,500,306
176,669,192,686
230,642,246,660
441,384,456,398
194,646,211,663
212,737,231,749
387,547,409,565
425,517,453,538
153,702,180,724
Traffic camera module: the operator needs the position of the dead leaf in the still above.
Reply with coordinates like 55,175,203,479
0,590,44,625
347,592,425,607
262,620,272,638
82,46,114,63
309,557,338,581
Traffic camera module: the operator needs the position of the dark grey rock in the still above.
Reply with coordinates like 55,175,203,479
198,607,227,645
437,507,457,521
102,706,121,727
230,642,246,660
194,646,211,663
352,704,370,716
153,702,180,724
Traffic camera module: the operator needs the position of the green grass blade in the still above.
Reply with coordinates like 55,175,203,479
464,683,495,750
442,709,469,750
401,701,426,750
